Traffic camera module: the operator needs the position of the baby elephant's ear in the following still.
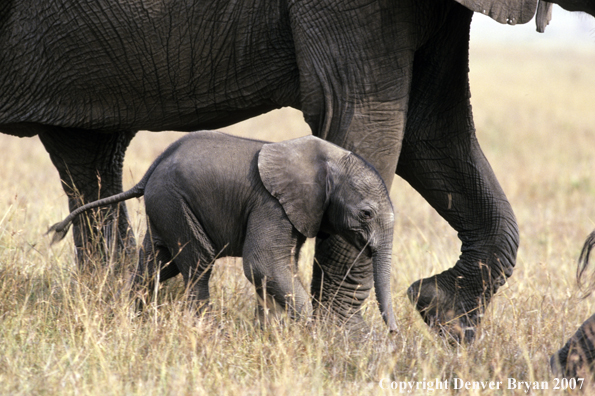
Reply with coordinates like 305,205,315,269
258,136,346,238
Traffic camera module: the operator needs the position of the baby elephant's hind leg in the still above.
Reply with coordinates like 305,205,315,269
173,244,216,314
165,202,219,314
132,226,178,307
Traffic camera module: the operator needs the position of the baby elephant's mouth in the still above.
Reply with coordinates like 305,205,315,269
351,232,377,257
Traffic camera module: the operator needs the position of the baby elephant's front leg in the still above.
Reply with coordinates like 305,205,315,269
243,219,312,325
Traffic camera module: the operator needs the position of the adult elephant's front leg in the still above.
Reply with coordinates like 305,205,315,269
311,234,373,331
397,5,518,342
289,0,418,331
39,127,137,268
307,102,406,330
399,135,518,342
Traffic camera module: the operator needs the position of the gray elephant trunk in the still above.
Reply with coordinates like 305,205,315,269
371,228,398,333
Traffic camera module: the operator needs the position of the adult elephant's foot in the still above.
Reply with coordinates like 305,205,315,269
407,264,505,343
550,313,595,380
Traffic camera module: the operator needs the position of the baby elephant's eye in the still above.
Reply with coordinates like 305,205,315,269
359,209,374,220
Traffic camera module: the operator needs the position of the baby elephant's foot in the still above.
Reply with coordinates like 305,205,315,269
128,285,154,313
255,295,287,329
407,269,488,343
186,297,212,316
255,292,313,329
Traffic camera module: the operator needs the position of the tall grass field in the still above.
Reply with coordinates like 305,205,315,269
1,40,594,394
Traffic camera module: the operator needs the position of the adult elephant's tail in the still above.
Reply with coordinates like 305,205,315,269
577,230,595,293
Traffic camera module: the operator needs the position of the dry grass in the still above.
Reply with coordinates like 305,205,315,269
1,43,594,395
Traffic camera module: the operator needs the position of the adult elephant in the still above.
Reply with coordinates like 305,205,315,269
0,0,562,339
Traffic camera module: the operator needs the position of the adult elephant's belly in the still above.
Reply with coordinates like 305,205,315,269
0,0,301,136
0,61,301,136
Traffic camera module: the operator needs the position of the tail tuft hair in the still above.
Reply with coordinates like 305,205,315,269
46,221,72,245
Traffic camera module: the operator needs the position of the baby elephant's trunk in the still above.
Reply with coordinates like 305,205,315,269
371,227,398,333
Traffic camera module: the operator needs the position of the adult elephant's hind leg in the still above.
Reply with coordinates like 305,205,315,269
39,127,137,268
397,5,518,342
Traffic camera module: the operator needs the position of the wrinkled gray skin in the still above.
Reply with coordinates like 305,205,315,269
3,0,591,340
48,131,398,331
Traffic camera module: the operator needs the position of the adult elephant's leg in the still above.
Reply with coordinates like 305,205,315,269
309,102,408,330
397,6,518,342
311,234,373,330
307,101,408,331
306,98,409,331
290,1,415,331
39,127,137,267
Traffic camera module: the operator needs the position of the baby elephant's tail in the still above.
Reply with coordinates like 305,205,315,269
47,135,175,244
46,185,144,245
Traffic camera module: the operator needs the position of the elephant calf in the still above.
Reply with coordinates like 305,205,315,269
48,131,398,331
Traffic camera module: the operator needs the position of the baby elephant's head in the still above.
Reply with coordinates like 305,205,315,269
258,135,397,332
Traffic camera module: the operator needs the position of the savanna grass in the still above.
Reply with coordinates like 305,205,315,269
1,42,595,394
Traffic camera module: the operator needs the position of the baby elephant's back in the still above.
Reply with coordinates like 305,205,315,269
166,131,265,181
143,131,269,252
